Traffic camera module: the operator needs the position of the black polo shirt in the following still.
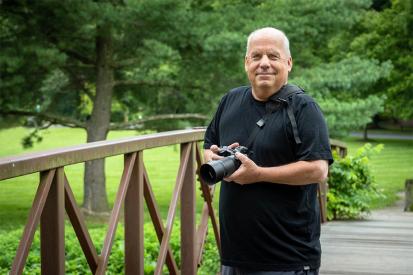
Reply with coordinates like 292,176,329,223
204,85,333,271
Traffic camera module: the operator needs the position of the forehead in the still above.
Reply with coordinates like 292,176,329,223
247,33,286,54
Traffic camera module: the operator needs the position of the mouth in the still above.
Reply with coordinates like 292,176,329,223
256,73,275,79
256,72,276,76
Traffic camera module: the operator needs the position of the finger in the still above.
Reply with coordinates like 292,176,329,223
225,161,244,181
223,174,235,182
211,154,224,160
228,170,240,181
235,152,249,163
224,171,243,185
228,142,240,149
210,144,220,153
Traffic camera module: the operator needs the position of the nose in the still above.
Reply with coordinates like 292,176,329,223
259,55,270,70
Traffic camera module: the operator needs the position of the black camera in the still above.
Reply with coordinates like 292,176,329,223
200,146,249,185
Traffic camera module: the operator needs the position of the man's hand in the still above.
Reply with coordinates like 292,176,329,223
204,142,239,162
224,152,261,185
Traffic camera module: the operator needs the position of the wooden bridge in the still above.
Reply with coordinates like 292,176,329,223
0,128,351,274
320,198,413,275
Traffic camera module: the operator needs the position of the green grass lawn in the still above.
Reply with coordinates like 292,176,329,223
342,136,413,208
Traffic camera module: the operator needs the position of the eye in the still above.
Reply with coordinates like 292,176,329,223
251,54,261,61
268,54,280,61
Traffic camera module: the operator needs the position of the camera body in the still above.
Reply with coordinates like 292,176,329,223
217,145,248,158
200,146,249,185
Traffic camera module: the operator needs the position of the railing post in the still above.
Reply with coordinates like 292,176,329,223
125,151,144,275
181,142,196,274
318,180,328,223
40,167,65,275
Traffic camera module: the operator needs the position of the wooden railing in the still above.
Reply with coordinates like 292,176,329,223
0,128,347,274
0,128,219,275
318,138,348,223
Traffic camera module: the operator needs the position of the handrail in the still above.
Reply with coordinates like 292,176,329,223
330,138,347,158
0,128,205,180
2,128,218,275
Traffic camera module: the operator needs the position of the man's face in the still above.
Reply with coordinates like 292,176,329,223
245,33,292,97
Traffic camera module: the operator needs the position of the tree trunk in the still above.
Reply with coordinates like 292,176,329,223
405,179,413,212
82,25,114,215
363,125,368,141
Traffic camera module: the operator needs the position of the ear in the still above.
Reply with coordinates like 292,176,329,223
244,55,249,72
287,57,293,72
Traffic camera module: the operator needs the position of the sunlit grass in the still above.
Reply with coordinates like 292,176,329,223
342,136,413,208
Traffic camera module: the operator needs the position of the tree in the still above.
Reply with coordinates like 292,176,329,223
0,0,208,214
292,56,391,137
349,0,413,120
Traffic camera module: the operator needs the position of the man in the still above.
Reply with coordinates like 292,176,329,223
203,27,333,274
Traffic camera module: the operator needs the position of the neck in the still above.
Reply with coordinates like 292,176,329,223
251,83,286,101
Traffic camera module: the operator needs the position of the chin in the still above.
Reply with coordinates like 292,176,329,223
256,81,274,88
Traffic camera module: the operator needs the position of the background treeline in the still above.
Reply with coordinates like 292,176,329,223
1,0,411,213
1,0,411,134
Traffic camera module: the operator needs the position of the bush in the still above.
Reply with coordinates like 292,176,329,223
0,222,220,274
327,143,385,220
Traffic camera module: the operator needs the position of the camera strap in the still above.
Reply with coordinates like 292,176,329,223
245,84,303,149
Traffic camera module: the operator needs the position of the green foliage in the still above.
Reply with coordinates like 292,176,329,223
292,56,391,137
342,136,413,209
349,0,413,120
328,143,385,220
327,0,413,121
1,0,398,132
293,57,392,97
21,128,43,149
319,95,385,138
0,223,220,274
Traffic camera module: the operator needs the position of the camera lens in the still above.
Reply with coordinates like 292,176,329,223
200,156,239,185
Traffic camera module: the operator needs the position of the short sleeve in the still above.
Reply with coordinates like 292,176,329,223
204,116,219,150
203,95,227,149
294,100,334,165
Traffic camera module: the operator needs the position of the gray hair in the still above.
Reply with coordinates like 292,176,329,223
246,27,291,58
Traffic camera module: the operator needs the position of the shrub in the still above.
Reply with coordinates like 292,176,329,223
327,143,385,220
0,222,220,274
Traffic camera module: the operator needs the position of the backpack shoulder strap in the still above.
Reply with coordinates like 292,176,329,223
245,84,305,149
270,84,304,145
270,83,304,102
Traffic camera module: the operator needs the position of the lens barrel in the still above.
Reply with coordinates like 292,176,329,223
200,156,240,185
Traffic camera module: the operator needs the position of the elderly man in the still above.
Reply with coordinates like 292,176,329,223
203,27,333,274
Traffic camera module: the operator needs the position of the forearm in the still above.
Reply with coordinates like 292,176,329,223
257,160,328,185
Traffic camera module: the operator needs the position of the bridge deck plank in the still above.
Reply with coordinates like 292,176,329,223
320,202,413,275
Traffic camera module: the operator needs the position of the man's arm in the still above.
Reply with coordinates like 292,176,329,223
225,152,328,185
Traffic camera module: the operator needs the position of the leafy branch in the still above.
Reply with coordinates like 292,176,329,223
1,109,209,131
0,109,86,128
109,113,209,130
